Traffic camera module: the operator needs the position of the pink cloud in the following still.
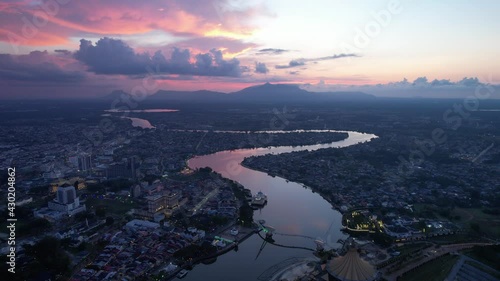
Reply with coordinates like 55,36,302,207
0,0,269,48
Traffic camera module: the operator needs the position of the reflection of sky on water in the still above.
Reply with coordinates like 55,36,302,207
184,130,377,281
125,117,155,129
104,108,178,113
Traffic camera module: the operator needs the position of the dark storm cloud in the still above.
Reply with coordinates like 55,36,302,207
257,48,289,55
0,51,85,82
254,62,269,74
74,37,244,77
275,53,358,69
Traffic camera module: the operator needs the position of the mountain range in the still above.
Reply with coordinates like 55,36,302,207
104,83,375,103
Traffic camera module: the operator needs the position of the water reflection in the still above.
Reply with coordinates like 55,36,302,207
104,108,179,113
184,131,377,281
124,117,155,129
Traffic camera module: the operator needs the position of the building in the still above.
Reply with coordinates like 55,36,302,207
102,157,137,179
146,194,165,213
47,184,86,216
131,184,142,198
57,185,76,204
78,153,92,173
125,219,160,231
145,190,182,217
165,191,181,209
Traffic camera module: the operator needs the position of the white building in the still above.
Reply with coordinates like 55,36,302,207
125,219,160,231
47,184,86,216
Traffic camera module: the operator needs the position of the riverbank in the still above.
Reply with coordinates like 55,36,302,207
160,225,257,281
178,129,349,157
240,162,346,214
182,130,377,281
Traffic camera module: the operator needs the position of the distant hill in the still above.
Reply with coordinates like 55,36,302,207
101,90,131,100
229,83,375,102
102,83,375,103
228,82,311,102
149,90,227,102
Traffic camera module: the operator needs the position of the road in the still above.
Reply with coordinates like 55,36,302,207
191,187,219,215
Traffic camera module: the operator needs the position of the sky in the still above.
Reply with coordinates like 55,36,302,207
0,0,499,98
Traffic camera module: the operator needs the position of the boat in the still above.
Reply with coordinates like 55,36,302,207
177,269,189,279
251,191,267,206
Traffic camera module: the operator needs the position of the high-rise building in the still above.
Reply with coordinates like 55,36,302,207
57,185,76,204
48,184,86,216
131,184,142,198
78,154,92,173
103,157,137,179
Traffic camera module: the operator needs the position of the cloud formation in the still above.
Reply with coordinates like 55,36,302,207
0,51,85,82
313,53,359,61
275,53,358,69
257,48,289,55
301,77,497,98
254,62,269,74
387,77,483,88
275,60,306,69
75,38,244,77
0,0,270,48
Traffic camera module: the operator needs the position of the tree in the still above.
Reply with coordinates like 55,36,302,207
106,216,115,225
18,218,51,237
470,222,481,233
23,237,71,280
238,205,254,226
96,206,106,218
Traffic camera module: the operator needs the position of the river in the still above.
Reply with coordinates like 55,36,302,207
184,131,377,281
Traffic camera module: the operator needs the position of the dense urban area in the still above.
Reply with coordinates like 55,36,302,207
1,99,499,281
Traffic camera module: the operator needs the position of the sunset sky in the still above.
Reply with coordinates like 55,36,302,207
1,0,499,98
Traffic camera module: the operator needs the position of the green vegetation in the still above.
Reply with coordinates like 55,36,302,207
450,208,500,237
413,204,500,238
372,231,393,247
86,178,134,193
18,218,52,237
189,214,230,231
399,254,459,281
0,206,52,237
238,204,254,227
427,233,476,245
85,197,137,215
464,245,500,271
24,237,71,280
377,243,430,269
170,167,214,181
106,216,115,225
465,260,500,279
